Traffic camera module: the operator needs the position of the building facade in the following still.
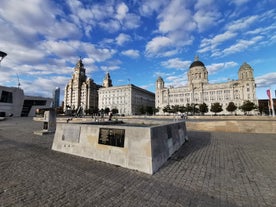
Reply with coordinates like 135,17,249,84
64,59,101,112
0,85,52,117
98,73,155,115
155,57,258,115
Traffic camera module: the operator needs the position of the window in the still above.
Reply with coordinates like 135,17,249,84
0,91,13,103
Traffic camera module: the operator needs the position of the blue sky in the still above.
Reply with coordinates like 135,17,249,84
0,0,276,101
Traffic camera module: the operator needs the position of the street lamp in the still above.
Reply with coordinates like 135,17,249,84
0,51,7,63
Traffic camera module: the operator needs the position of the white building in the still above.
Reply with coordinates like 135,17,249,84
0,85,52,117
155,57,258,115
64,59,101,112
98,73,155,115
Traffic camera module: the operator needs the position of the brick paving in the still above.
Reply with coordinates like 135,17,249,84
0,117,275,207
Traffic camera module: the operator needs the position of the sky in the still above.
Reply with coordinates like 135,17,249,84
0,0,276,102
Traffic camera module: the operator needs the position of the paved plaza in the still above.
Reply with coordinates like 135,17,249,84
0,117,275,207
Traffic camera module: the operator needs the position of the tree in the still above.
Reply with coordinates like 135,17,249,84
163,105,171,113
185,103,193,115
179,105,186,113
199,102,208,115
226,102,237,115
104,107,110,115
210,102,223,115
111,108,119,114
191,103,199,115
239,100,257,115
171,105,180,113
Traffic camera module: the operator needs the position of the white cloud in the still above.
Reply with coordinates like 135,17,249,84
198,31,237,53
23,76,69,97
230,0,250,6
116,2,129,21
139,0,167,16
255,72,276,88
116,33,131,46
161,58,191,70
122,13,141,30
194,0,221,32
165,74,188,88
145,36,173,56
222,36,263,56
227,15,258,32
121,50,140,58
194,10,221,32
206,61,238,74
145,0,196,56
101,65,120,72
158,0,194,34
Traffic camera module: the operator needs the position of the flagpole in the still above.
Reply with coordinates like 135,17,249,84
268,100,271,116
271,89,275,117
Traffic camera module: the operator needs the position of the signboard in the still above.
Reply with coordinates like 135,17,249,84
98,128,125,147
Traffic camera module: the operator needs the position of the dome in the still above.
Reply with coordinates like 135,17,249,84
189,56,205,68
189,60,205,68
239,62,253,71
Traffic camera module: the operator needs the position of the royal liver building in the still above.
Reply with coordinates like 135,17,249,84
155,57,257,114
64,59,100,112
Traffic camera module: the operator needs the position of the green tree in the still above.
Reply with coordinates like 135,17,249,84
111,108,119,114
104,107,110,115
239,100,257,115
163,105,171,113
191,103,199,115
179,105,186,113
226,102,237,114
199,102,208,115
171,105,180,113
185,103,193,115
210,102,223,115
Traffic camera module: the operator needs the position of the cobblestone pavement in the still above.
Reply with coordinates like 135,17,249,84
0,117,275,207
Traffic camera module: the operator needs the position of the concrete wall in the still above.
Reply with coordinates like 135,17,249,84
52,121,188,174
186,120,276,134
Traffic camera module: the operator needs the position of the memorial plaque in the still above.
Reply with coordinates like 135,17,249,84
98,128,125,147
62,125,80,143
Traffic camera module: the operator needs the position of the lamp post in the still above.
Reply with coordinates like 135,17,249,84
0,51,7,63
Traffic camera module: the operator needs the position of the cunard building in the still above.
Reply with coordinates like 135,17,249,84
155,57,258,114
98,72,155,115
64,59,101,112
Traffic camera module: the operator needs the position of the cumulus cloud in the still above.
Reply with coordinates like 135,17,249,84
161,58,191,70
194,0,221,32
255,72,276,88
144,0,198,56
139,0,167,16
116,33,131,46
121,50,140,58
145,36,173,56
116,2,129,20
206,61,238,74
165,74,188,88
